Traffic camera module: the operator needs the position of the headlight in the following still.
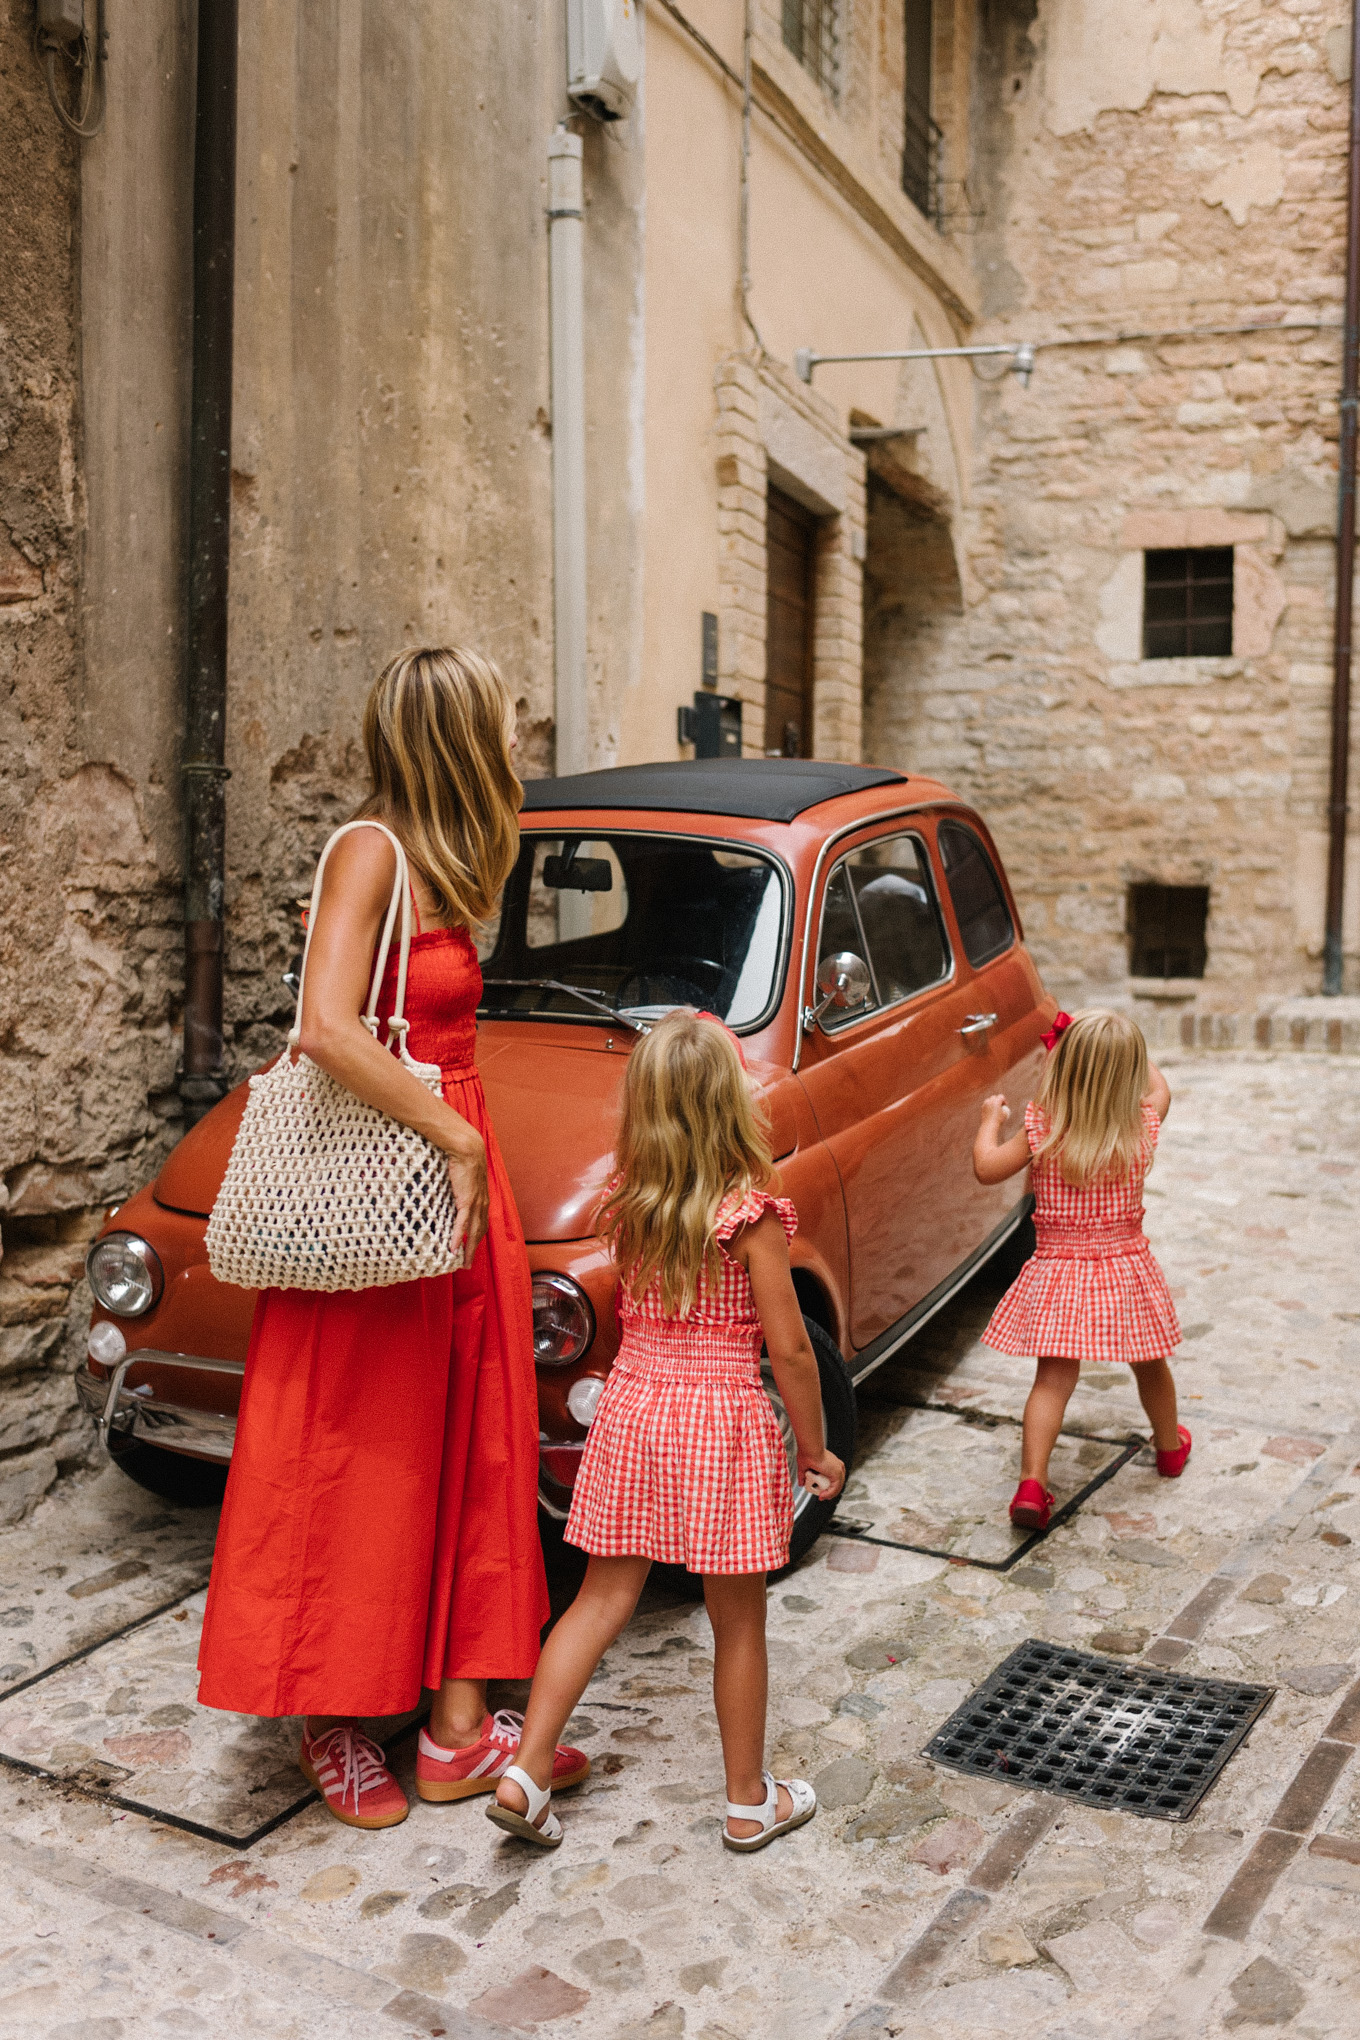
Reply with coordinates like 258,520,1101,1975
532,1272,594,1366
85,1233,164,1317
566,1376,605,1428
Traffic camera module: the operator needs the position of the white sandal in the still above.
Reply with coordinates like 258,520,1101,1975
484,1762,563,1849
721,1771,816,1854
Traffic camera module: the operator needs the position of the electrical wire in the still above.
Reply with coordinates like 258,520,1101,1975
34,8,105,140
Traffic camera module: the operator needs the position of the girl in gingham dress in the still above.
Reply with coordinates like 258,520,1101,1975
487,1010,845,1855
974,1008,1189,1532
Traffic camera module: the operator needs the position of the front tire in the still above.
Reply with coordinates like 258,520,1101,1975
105,1434,228,1507
765,1316,857,1580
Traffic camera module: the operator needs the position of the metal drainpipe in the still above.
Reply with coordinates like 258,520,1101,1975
178,0,238,1118
1324,0,1360,994
548,125,589,779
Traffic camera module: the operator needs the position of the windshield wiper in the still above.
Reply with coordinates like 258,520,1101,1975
479,977,651,1034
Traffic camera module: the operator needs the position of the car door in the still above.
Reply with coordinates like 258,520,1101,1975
796,827,985,1352
934,816,1045,1246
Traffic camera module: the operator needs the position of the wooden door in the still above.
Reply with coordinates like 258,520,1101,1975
765,487,817,757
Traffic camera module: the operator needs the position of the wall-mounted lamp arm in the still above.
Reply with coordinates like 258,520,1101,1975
794,342,1036,388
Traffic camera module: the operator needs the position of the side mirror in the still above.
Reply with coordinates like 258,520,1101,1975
803,951,873,1033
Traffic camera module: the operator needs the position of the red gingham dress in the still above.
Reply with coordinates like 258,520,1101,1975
984,1101,1180,1365
564,1188,796,1573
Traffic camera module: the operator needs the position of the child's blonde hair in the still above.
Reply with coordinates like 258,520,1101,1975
597,1010,773,1316
1035,1009,1150,1187
357,646,521,929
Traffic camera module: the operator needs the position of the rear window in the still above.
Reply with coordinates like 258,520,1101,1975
938,821,1015,968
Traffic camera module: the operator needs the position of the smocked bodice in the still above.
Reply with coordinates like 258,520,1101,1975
374,927,481,1074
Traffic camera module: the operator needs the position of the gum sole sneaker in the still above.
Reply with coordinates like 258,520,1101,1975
416,1708,590,1804
1009,1479,1054,1531
299,1724,409,1829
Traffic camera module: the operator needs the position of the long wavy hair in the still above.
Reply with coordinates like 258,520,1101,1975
1034,1008,1151,1188
356,646,521,928
597,1011,774,1316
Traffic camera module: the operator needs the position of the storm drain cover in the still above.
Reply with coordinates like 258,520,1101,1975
925,1638,1273,1821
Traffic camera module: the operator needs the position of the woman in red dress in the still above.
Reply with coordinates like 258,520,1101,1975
197,648,582,1828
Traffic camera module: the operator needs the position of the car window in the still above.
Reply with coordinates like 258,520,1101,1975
938,820,1015,967
815,832,950,1027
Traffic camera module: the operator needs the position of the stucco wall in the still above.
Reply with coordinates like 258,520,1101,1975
864,0,1360,1008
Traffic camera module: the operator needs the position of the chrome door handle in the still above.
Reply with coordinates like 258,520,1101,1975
959,1012,998,1037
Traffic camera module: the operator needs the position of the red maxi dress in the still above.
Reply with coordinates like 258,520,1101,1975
197,927,549,1718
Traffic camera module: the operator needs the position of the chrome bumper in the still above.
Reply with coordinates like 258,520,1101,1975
75,1353,242,1463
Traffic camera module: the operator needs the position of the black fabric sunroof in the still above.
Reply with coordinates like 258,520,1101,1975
519,759,909,824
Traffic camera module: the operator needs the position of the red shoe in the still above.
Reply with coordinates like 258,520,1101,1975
1156,1425,1193,1478
416,1708,591,1804
299,1723,409,1829
1009,1480,1054,1531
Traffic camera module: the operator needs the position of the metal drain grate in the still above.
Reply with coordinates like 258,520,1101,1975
925,1638,1273,1821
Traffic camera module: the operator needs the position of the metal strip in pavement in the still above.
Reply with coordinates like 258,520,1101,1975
828,1431,1145,1570
0,1576,213,1705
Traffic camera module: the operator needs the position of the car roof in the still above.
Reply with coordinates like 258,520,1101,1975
518,759,911,824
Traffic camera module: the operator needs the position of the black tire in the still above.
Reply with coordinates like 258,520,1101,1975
105,1434,228,1508
990,1208,1036,1285
653,1314,857,1595
767,1317,857,1579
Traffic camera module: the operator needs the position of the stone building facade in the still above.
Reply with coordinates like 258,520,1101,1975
863,0,1358,1023
0,0,1357,1519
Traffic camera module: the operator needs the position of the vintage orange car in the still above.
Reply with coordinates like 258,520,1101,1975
79,759,1053,1571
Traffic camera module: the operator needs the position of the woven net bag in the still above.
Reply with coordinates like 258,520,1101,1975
206,821,461,1293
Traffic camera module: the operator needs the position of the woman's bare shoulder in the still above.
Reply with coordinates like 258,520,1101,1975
318,823,400,906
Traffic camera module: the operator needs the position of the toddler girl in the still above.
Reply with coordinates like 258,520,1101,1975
486,1009,844,1853
973,1008,1189,1530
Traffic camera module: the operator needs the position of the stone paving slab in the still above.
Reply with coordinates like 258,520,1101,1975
0,1053,1351,2036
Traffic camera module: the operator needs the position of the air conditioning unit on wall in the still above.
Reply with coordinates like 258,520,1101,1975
568,0,640,121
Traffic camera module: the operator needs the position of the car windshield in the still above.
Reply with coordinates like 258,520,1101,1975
477,833,788,1030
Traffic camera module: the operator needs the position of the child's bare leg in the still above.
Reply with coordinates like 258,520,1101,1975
704,1572,792,1838
1130,1357,1180,1451
1020,1356,1081,1485
496,1554,651,1818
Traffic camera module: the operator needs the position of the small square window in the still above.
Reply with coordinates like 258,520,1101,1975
1128,883,1209,979
1143,548,1233,660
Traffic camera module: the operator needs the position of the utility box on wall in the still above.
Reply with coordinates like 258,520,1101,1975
567,0,640,121
679,694,742,759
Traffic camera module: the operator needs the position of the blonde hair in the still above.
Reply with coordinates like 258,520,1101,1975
1035,1009,1151,1188
357,646,521,928
597,1010,774,1316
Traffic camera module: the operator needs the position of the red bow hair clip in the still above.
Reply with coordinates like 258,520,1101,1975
1041,1011,1073,1054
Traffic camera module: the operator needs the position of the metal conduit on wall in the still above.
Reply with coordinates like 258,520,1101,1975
548,125,589,780
179,0,238,1119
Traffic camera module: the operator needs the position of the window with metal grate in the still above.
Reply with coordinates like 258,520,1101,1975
1143,547,1233,659
902,0,939,222
782,0,840,100
1128,882,1209,979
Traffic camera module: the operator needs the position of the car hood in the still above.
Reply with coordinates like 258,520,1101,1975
153,1033,795,1245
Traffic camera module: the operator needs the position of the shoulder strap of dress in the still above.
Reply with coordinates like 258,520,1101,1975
289,820,411,1048
715,1186,798,1246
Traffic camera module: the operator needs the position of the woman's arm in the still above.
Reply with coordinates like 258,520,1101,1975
1145,1060,1171,1123
295,828,489,1261
973,1094,1032,1186
736,1212,845,1500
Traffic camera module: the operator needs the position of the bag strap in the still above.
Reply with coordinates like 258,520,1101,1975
289,820,414,1048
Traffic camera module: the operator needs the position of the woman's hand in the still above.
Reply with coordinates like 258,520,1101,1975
798,1446,845,1500
444,1131,489,1265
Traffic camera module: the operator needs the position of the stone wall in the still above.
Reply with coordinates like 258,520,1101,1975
864,0,1360,1014
0,5,175,1519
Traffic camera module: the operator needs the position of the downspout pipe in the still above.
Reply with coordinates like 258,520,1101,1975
548,126,589,779
179,0,238,1117
1324,0,1360,995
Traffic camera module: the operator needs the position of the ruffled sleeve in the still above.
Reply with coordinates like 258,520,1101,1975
715,1185,799,1248
1023,1100,1047,1154
1140,1100,1162,1153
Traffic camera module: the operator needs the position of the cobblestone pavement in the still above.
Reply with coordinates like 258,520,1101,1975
0,1053,1355,2039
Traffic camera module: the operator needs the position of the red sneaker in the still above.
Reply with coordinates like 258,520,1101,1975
299,1723,409,1829
416,1709,591,1804
1156,1425,1193,1478
1009,1479,1055,1531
